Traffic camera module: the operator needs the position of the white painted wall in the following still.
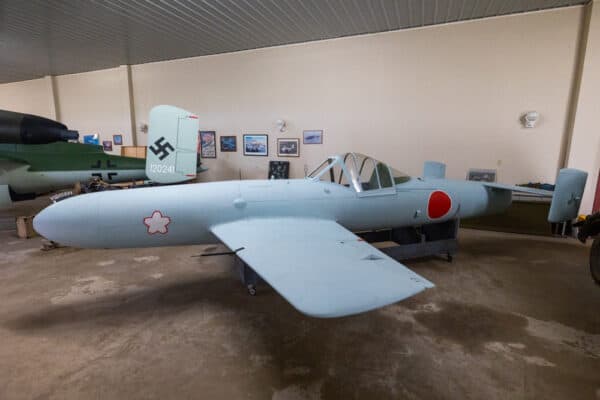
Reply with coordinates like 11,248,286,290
132,7,584,185
0,77,56,119
53,66,133,154
568,1,600,214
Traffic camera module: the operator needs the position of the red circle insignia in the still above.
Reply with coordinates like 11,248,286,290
428,190,452,219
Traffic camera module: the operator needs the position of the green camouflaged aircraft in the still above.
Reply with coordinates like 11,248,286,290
0,107,201,209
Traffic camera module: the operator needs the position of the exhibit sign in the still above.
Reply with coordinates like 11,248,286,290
113,134,123,145
243,134,268,156
102,140,113,151
200,131,217,158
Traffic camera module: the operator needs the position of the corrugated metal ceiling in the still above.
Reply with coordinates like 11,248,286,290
0,0,588,84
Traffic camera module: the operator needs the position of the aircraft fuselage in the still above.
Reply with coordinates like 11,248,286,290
33,177,512,249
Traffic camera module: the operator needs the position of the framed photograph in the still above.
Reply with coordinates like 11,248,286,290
83,134,99,145
113,134,123,146
243,134,268,156
269,161,290,179
467,169,497,182
220,136,237,152
277,138,300,157
303,130,323,144
102,140,113,151
200,131,217,158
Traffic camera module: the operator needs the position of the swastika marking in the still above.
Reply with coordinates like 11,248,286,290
149,137,175,161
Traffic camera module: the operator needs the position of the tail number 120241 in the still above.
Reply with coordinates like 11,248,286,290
149,164,175,174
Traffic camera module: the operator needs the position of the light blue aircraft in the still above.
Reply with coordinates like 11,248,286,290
33,109,588,318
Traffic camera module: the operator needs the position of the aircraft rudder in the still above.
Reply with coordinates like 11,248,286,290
547,168,588,223
145,105,200,184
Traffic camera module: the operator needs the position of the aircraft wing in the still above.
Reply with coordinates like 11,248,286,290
210,218,434,318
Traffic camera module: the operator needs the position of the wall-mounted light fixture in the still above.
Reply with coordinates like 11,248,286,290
521,111,539,128
276,119,287,133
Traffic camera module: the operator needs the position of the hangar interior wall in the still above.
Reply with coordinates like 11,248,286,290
0,77,57,120
0,5,597,213
53,66,135,151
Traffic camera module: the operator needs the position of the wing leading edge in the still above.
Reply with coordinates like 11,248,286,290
210,218,434,318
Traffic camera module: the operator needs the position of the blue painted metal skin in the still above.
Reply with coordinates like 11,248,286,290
34,151,587,318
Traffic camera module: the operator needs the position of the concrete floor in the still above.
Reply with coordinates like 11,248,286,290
0,222,599,399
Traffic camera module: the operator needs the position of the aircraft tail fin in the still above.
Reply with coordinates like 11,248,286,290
547,168,587,223
145,105,200,184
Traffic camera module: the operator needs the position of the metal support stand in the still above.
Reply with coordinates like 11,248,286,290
235,256,262,295
357,219,459,262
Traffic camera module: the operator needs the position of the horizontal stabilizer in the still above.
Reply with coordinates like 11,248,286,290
482,168,587,222
482,182,554,197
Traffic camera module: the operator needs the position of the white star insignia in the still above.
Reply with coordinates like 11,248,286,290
143,211,171,235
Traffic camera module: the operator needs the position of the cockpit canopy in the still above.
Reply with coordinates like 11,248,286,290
308,153,410,193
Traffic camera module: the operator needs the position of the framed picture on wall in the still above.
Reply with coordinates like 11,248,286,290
83,134,99,145
467,169,497,182
200,131,217,158
220,136,237,152
277,138,300,157
303,130,323,144
113,134,123,146
243,134,268,156
102,140,113,151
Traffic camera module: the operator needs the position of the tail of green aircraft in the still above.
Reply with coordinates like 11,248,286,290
0,105,201,210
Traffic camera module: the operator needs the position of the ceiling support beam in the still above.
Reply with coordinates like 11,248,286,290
43,75,61,122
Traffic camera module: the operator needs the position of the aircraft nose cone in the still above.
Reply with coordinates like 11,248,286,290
33,194,100,247
33,203,63,241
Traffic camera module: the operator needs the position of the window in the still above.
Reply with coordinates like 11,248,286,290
308,159,335,183
359,157,379,190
